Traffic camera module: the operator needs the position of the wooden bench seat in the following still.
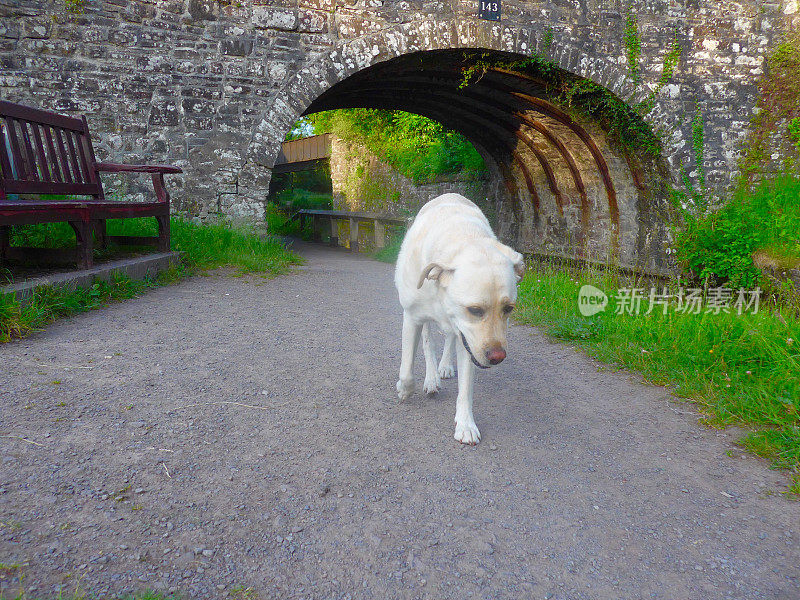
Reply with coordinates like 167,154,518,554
0,100,182,269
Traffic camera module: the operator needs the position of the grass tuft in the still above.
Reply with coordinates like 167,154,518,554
515,262,800,492
1,217,302,342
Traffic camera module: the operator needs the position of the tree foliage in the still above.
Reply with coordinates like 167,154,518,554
308,109,486,184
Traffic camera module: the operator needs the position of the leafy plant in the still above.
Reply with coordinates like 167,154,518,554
790,116,800,154
673,175,800,288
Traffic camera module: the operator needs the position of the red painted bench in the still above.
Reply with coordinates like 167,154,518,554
0,100,182,269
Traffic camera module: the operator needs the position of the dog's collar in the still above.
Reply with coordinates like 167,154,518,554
460,331,489,369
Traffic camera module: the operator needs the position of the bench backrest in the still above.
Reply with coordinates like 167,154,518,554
0,100,104,202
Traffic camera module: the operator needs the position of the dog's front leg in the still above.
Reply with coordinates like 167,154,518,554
438,333,456,379
453,339,480,444
396,311,422,401
421,322,442,395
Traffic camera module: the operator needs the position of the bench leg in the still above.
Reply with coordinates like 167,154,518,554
69,221,93,270
94,220,107,249
0,226,9,263
329,218,338,247
374,219,386,250
156,215,170,252
349,218,359,252
312,216,322,242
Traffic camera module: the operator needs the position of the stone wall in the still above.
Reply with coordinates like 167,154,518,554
1,0,798,258
328,135,498,220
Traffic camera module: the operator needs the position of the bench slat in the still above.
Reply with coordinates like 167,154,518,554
0,122,14,184
75,131,92,185
0,100,84,132
64,129,84,183
42,125,63,183
19,120,40,182
53,128,74,183
30,122,52,182
1,180,102,196
4,118,26,180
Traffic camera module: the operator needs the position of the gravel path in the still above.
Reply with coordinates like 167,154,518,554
1,243,799,600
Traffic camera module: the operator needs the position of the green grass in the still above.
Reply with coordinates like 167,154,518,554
0,268,184,342
372,232,404,263
515,262,800,494
1,217,303,342
272,188,332,212
7,217,302,276
673,175,800,288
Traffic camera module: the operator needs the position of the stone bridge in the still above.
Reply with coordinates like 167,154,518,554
2,0,798,268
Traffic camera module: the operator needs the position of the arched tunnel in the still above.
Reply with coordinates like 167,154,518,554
302,49,673,270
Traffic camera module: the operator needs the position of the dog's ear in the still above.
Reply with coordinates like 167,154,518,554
494,242,525,282
417,262,454,289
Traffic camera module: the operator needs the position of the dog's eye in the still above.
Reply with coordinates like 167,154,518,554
503,305,515,314
467,306,485,317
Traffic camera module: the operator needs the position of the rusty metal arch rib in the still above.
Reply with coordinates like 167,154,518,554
366,72,590,204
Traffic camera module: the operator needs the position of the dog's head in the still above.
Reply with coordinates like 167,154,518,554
417,240,524,368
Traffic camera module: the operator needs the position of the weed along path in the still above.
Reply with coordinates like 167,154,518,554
1,243,799,600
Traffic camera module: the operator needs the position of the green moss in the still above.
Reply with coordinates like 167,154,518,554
739,34,800,183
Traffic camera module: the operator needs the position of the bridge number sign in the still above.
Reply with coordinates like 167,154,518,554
478,0,500,21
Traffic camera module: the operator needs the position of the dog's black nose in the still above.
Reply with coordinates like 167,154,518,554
486,348,506,365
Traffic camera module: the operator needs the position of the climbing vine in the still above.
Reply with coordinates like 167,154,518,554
542,26,554,55
623,6,641,84
790,117,800,154
691,105,706,196
458,39,678,160
638,36,682,114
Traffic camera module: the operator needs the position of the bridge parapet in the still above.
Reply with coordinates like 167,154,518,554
297,209,407,252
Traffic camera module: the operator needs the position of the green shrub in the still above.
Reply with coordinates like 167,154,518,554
272,188,332,212
673,175,800,287
265,203,312,240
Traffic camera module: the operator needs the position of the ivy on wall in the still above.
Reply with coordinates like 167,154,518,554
623,5,642,84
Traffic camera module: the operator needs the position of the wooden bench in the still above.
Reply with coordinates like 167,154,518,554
0,100,182,269
297,209,408,252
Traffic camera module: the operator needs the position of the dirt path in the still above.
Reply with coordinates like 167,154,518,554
1,243,799,600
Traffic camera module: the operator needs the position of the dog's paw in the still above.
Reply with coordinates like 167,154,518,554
396,378,414,401
423,373,441,395
438,364,456,379
454,419,481,445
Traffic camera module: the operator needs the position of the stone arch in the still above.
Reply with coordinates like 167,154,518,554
249,18,685,268
250,18,685,177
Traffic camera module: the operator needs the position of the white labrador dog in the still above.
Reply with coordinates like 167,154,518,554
394,193,524,445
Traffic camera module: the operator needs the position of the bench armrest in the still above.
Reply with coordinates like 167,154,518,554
95,162,182,175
